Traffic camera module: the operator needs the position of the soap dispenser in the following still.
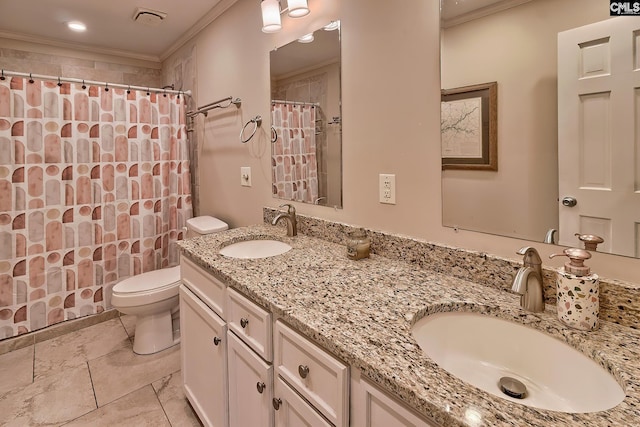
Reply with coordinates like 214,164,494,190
549,248,599,331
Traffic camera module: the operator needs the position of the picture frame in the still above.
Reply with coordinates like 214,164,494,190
441,81,497,171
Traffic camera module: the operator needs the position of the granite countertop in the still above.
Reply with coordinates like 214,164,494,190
178,225,640,427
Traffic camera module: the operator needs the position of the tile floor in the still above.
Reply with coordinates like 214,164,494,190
0,315,203,426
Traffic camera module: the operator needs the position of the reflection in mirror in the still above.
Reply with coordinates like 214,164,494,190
439,0,640,258
270,21,342,208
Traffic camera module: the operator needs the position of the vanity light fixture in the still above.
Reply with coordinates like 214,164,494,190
323,20,339,31
261,0,310,33
67,21,87,32
297,33,314,43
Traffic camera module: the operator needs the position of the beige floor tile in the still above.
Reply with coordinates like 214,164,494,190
89,343,181,407
152,371,203,427
119,314,136,338
0,364,96,427
34,318,131,380
0,346,34,397
62,385,170,427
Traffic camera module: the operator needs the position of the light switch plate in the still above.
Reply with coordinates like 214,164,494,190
241,167,251,187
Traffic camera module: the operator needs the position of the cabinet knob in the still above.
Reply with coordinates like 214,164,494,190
298,364,310,379
240,318,249,328
272,398,282,410
256,382,266,394
213,337,221,346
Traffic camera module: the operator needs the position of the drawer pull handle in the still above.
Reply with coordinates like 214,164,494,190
298,364,310,379
240,318,249,328
256,382,266,394
272,398,282,410
213,337,221,346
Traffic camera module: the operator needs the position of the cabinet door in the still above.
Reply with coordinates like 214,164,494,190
351,375,441,427
273,376,332,427
227,330,274,427
180,285,228,427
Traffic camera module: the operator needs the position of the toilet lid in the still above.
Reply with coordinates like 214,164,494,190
113,266,181,294
187,216,229,234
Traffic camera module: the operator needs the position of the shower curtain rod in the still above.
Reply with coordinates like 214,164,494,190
272,99,320,107
0,69,191,96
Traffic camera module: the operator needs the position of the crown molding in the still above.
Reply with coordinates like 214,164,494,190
442,0,533,28
160,0,239,61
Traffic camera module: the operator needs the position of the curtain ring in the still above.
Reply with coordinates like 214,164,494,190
271,126,278,143
163,89,167,98
82,80,86,90
240,116,262,143
127,85,131,94
104,83,109,92
57,77,62,87
29,73,34,84
147,88,150,96
0,70,5,81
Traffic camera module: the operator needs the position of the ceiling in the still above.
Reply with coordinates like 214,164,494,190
0,0,232,62
0,0,530,62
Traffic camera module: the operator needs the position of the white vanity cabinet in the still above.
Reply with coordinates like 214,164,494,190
351,374,441,427
180,256,436,427
180,257,230,427
179,285,228,427
227,330,274,427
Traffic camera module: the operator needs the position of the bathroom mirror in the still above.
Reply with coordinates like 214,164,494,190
270,21,342,208
439,0,640,257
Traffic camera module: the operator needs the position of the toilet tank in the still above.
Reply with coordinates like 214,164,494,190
185,216,229,238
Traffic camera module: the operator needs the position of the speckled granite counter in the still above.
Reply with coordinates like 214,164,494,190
178,225,640,427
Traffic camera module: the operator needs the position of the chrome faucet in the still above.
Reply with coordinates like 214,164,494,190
272,204,297,237
511,246,545,312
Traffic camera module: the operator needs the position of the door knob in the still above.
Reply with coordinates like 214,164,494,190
272,398,282,410
298,364,310,378
240,318,249,328
213,337,221,346
256,382,265,394
562,197,577,207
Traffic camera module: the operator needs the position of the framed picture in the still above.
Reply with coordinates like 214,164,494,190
441,81,497,171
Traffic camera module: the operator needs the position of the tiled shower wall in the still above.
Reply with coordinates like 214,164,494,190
0,42,163,89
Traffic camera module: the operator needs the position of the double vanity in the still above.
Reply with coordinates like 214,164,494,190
178,222,640,427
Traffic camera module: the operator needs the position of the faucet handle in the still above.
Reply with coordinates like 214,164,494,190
516,246,542,265
279,203,295,214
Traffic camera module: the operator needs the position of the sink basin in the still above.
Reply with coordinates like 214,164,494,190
411,311,624,413
219,239,292,259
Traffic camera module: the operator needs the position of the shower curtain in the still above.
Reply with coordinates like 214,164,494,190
0,77,192,339
271,102,319,203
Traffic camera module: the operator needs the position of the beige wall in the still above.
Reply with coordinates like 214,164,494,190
165,0,640,283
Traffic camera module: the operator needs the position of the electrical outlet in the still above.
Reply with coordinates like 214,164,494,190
379,174,396,204
240,167,252,187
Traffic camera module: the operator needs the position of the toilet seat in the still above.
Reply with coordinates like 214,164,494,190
112,266,181,308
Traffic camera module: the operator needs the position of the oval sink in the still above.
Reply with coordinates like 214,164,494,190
219,240,292,259
411,311,624,413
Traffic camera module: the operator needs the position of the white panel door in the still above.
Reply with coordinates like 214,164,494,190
558,17,640,256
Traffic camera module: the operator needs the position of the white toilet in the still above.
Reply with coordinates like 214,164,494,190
111,216,229,355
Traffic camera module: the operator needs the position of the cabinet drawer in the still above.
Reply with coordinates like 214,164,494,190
180,256,227,319
274,321,349,427
227,288,273,362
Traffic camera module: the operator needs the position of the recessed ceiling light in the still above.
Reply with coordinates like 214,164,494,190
67,21,87,32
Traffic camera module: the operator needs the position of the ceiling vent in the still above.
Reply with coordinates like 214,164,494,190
132,7,167,27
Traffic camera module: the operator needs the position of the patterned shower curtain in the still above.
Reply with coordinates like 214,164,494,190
0,77,192,339
271,102,319,203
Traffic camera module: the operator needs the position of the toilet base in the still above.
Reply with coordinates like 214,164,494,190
133,309,178,355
